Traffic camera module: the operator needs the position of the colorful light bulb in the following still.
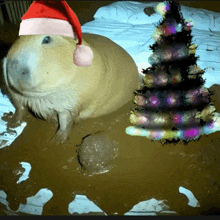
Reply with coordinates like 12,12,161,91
183,127,200,139
173,114,183,124
150,96,160,107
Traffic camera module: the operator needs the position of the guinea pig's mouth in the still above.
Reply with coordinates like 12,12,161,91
6,69,52,98
4,58,65,98
4,58,42,97
7,79,53,97
8,81,54,97
6,69,24,96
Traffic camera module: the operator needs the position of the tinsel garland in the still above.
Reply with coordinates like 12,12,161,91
130,104,216,128
134,86,210,109
142,64,204,87
126,112,220,142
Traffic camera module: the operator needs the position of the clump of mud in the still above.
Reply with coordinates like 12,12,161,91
77,135,118,175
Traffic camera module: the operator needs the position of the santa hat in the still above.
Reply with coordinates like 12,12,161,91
19,0,93,67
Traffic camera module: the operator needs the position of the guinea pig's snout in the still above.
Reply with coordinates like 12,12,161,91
10,59,29,75
6,58,36,91
21,67,30,76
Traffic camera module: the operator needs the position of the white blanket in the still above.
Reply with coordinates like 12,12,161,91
82,1,220,88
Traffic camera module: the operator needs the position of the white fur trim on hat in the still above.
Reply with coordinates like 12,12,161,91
19,18,76,39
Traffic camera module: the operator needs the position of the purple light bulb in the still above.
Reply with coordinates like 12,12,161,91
150,96,160,107
183,128,200,139
173,114,182,124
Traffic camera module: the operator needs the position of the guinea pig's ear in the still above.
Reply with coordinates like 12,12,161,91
42,36,52,44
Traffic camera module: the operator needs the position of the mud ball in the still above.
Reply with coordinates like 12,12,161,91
76,135,118,175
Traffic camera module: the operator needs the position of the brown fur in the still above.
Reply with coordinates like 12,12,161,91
3,33,140,144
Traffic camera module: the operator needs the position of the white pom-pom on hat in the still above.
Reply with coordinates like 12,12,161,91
74,44,94,67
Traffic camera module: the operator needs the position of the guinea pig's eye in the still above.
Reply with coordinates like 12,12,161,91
42,36,52,44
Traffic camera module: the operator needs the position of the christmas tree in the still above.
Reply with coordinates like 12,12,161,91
126,0,220,145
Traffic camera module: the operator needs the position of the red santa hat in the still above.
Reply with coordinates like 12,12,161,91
19,0,93,67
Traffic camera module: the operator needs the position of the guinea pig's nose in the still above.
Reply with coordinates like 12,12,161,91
7,58,30,76
6,58,38,91
21,67,30,76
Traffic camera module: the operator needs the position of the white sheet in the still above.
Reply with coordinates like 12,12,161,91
93,1,220,31
82,1,220,88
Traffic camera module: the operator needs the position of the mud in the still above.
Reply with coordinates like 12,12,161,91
0,84,219,215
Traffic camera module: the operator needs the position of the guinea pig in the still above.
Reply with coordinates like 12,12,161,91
2,33,140,144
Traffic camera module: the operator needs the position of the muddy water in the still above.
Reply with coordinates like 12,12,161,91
0,84,220,216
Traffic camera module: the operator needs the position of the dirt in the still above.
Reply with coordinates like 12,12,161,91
0,84,219,215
